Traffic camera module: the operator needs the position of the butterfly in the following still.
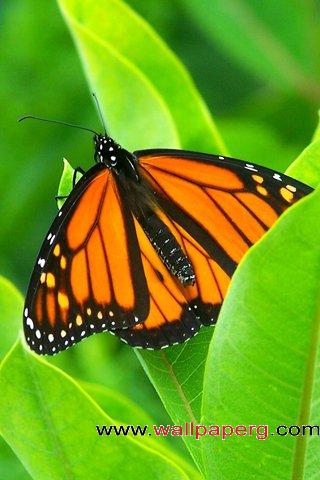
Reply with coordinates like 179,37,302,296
23,128,313,355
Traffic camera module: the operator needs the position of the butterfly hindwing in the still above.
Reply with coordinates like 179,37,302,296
115,216,201,349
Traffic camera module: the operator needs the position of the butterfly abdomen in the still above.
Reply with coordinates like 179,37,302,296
140,213,195,286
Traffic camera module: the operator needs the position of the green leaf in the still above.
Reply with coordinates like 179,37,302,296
82,381,153,425
184,0,320,101
57,0,227,153
0,276,23,362
202,187,320,479
285,138,320,188
0,341,196,480
56,158,83,209
138,328,213,473
82,381,202,479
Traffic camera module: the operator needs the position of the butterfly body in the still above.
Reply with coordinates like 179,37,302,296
23,136,313,355
94,134,195,285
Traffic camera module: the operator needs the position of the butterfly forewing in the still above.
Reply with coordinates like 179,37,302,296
23,164,149,355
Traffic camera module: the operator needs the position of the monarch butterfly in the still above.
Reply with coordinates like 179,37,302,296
22,117,312,355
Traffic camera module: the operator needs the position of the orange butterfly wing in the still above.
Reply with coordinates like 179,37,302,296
24,150,312,354
114,150,312,348
23,164,150,354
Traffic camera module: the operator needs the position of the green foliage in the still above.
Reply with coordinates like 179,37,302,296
0,0,95,288
0,341,198,480
138,329,213,471
56,159,82,209
1,0,320,479
0,276,23,362
202,186,320,478
183,0,320,101
286,115,320,188
57,0,226,153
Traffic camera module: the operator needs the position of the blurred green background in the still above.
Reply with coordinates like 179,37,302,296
1,0,320,476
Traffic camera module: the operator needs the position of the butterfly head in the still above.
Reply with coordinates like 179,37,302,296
94,134,122,167
94,134,140,181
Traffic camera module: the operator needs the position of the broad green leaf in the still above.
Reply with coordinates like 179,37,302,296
0,276,23,362
82,381,202,479
286,138,320,188
138,328,213,474
184,0,320,101
202,187,320,479
82,381,154,425
0,341,196,480
57,0,227,153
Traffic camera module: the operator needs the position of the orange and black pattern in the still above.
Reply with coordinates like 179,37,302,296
23,147,313,355
114,150,312,348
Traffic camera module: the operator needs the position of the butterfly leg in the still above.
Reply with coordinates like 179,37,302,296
55,167,85,202
73,167,85,187
55,195,68,201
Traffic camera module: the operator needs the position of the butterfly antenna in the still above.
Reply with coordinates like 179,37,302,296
18,115,98,135
92,93,108,135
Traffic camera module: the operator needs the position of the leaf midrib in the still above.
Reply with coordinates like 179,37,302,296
160,351,197,424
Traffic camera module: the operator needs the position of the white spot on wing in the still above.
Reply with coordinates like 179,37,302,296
38,258,45,268
245,163,258,172
273,173,282,181
26,317,34,330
